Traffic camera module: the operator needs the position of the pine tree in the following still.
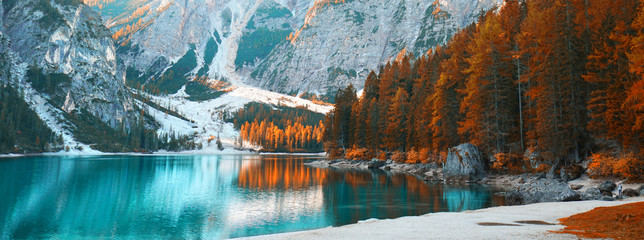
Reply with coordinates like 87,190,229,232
461,10,516,153
352,98,368,148
430,28,472,152
625,2,644,153
384,87,409,151
584,0,639,150
327,84,357,152
519,0,586,167
366,97,381,150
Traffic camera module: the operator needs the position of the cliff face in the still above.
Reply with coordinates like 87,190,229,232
109,0,304,92
2,0,134,128
248,0,501,95
92,0,499,96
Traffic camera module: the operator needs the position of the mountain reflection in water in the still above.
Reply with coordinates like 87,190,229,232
0,155,503,239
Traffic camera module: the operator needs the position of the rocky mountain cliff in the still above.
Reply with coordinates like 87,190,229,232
3,0,137,128
89,0,500,96
249,0,501,95
2,0,134,128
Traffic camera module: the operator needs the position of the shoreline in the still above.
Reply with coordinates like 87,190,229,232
304,159,644,203
304,159,446,181
0,150,327,158
237,197,644,240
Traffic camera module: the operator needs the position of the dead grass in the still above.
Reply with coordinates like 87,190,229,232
552,201,644,240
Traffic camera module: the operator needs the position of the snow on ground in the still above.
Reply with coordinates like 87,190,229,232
13,63,97,153
140,83,332,152
239,197,644,240
134,99,197,136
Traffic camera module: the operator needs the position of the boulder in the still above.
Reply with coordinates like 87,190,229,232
367,159,385,169
423,168,443,182
581,187,602,200
601,190,613,196
598,181,616,192
622,188,638,197
505,178,581,205
443,143,487,182
639,185,644,196
585,187,601,196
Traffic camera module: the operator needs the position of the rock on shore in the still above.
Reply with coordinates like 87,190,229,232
504,178,581,205
442,143,488,182
305,157,643,206
304,159,443,181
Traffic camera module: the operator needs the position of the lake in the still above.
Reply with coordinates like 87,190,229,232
0,154,504,239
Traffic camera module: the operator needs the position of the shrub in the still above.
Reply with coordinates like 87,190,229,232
406,148,431,164
613,153,643,180
391,151,406,163
375,150,387,161
491,152,525,174
588,153,617,178
345,147,373,161
428,151,448,164
588,152,644,180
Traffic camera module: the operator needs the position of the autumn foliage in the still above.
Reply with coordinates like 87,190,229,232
553,201,644,240
228,103,325,152
588,153,644,180
323,0,644,177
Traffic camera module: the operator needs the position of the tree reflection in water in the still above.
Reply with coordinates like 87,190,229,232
0,155,504,239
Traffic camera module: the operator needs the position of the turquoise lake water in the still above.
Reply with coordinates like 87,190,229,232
0,155,504,239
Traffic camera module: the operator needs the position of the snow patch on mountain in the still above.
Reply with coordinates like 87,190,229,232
137,84,331,150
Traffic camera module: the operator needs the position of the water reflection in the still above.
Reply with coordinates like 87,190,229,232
0,155,503,239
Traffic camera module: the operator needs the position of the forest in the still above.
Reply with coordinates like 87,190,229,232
0,66,200,154
0,85,62,153
226,102,325,152
323,0,644,180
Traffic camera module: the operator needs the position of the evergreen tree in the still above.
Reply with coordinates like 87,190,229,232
384,88,409,151
461,10,517,153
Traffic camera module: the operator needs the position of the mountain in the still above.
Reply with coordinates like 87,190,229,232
88,0,500,97
0,0,500,153
248,0,501,95
1,0,138,151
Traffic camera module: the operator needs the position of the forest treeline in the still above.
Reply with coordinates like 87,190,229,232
0,65,200,154
226,103,325,152
323,0,644,179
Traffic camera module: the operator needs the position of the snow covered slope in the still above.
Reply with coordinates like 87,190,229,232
137,84,332,151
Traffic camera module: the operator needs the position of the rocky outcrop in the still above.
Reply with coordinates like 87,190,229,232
367,159,386,169
598,181,616,195
622,188,639,197
505,178,581,205
443,143,488,182
304,159,442,180
2,0,134,128
89,0,500,96
584,187,602,199
95,0,305,91
0,1,12,85
248,0,501,95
